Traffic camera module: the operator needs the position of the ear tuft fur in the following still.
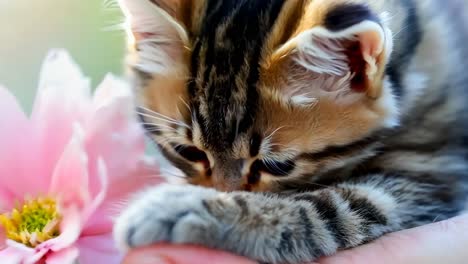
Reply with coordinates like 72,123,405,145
118,0,190,74
272,11,393,106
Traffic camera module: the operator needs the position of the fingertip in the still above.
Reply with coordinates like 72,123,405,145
122,244,257,264
122,248,175,264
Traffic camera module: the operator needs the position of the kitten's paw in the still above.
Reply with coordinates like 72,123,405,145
113,184,229,251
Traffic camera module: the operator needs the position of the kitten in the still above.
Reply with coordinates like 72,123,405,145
114,0,468,263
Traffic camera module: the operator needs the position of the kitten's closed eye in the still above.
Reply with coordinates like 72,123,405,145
174,145,209,167
252,159,295,177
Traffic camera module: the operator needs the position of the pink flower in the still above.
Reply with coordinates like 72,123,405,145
0,50,161,264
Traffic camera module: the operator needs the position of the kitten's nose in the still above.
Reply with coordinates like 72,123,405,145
211,159,244,192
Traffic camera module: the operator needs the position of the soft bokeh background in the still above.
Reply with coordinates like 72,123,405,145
0,0,125,112
0,0,173,165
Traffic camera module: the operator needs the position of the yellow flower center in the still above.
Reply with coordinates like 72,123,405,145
0,197,61,247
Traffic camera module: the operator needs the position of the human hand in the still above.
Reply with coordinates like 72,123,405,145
122,214,468,264
122,244,256,264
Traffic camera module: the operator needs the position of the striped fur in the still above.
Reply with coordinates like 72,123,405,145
115,0,468,263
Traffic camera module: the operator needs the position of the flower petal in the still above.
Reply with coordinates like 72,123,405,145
37,205,82,253
46,247,79,264
84,93,145,197
0,86,42,196
30,50,92,184
80,159,108,228
81,158,162,235
0,227,6,250
79,71,162,235
25,248,49,264
5,240,35,254
76,234,123,264
0,187,15,212
92,74,132,110
49,124,91,209
32,50,91,117
0,246,26,264
0,85,28,136
53,206,82,251
3,240,42,264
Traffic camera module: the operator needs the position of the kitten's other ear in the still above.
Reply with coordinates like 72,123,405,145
118,0,193,73
269,3,393,105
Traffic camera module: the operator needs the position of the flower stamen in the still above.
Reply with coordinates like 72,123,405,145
0,197,61,247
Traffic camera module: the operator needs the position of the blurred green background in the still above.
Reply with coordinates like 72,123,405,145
0,0,171,165
0,0,125,112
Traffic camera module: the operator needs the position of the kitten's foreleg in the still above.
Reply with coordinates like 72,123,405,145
114,176,457,263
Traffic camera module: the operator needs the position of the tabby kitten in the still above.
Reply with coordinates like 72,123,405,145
114,0,468,263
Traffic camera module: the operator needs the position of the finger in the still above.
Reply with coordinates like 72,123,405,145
317,214,468,264
122,244,257,264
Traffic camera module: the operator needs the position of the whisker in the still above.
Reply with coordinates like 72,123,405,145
157,135,186,143
174,104,189,128
263,158,288,175
137,112,191,130
155,136,187,149
137,106,185,124
268,143,287,148
102,0,119,9
141,166,162,173
136,106,187,123
179,96,193,116
265,126,286,141
137,106,167,117
172,143,188,151
140,122,178,132
161,168,187,179
102,22,126,32
136,110,178,124
145,128,179,134
276,177,339,190
392,24,409,38
157,140,173,150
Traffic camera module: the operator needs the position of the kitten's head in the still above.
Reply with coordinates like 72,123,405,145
119,0,398,191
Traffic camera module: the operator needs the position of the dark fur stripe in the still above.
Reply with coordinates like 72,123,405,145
386,0,422,98
301,135,380,161
190,0,286,151
279,229,294,254
233,195,249,216
298,207,320,256
324,3,379,31
339,190,388,231
249,133,262,157
293,193,350,248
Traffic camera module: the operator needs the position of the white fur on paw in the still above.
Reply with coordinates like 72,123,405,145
113,184,224,251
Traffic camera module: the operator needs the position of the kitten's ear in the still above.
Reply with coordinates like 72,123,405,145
118,0,191,73
270,3,393,105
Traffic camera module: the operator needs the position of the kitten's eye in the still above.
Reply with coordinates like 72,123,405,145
252,159,295,176
174,145,209,165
